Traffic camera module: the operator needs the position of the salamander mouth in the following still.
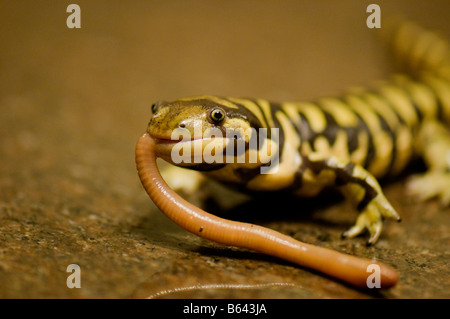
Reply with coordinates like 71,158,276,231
147,131,228,165
148,134,203,145
147,128,204,143
153,137,184,144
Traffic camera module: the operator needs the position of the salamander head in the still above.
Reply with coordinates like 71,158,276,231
146,96,276,173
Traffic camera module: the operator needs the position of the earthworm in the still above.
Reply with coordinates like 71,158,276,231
135,132,398,289
144,282,297,299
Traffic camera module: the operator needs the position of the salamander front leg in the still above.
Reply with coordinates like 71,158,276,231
159,164,209,208
339,164,401,245
161,163,250,210
305,155,401,245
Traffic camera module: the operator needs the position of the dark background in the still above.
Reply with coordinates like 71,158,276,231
0,0,449,298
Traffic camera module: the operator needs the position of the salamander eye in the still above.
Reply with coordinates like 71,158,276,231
151,103,158,114
208,108,226,124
